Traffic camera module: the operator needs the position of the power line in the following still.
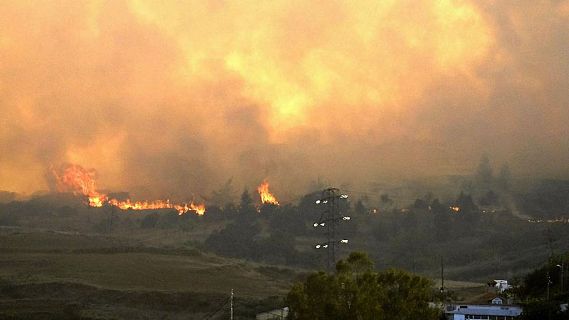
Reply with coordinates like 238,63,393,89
201,296,230,320
313,187,350,272
342,188,389,197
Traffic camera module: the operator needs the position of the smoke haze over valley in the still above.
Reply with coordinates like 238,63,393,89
1,0,568,200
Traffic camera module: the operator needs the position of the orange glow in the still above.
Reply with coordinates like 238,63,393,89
88,194,107,208
52,164,108,207
179,202,206,216
450,206,461,213
257,179,279,205
108,198,206,215
3,1,566,196
128,0,493,141
53,164,205,215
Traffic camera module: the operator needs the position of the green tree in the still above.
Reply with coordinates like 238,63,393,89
336,251,374,275
514,255,569,320
521,300,565,320
204,221,260,258
287,252,440,320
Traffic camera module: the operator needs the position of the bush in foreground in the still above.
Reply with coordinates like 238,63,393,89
286,252,440,320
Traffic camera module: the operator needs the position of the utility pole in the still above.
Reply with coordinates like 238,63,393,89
440,256,445,296
547,271,552,320
562,261,565,293
547,271,551,301
230,289,234,320
558,261,564,293
545,228,555,261
313,188,350,272
107,204,115,233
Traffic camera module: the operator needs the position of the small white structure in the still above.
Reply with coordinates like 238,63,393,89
491,297,504,305
256,307,289,320
493,280,512,293
445,304,522,320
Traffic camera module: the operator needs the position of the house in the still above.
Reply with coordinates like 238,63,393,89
474,291,512,305
490,296,506,305
444,304,522,320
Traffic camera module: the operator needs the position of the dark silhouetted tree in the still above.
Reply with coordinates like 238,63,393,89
205,221,260,258
355,199,366,215
498,164,512,191
239,188,257,220
479,190,499,207
455,192,480,227
380,193,393,210
476,154,494,184
413,198,429,210
515,256,569,320
432,199,451,241
210,178,236,209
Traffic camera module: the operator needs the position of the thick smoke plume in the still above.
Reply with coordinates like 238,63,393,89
0,1,568,199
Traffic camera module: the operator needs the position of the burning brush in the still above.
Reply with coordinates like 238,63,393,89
51,164,206,215
257,179,279,205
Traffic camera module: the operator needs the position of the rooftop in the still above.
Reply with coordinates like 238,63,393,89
445,304,522,317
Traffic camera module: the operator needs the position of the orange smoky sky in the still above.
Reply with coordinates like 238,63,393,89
0,0,568,198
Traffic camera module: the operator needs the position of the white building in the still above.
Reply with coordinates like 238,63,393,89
491,297,504,305
493,280,512,293
256,307,289,320
445,304,522,320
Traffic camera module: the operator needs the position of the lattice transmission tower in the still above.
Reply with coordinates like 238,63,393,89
313,187,350,272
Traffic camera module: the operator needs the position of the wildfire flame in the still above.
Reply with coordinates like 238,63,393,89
450,206,461,213
52,164,107,207
52,164,205,215
107,199,206,215
257,179,279,205
178,202,206,216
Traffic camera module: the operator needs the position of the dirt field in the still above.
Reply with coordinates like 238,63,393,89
0,229,297,319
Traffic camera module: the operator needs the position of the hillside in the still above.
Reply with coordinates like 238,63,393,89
0,229,298,319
